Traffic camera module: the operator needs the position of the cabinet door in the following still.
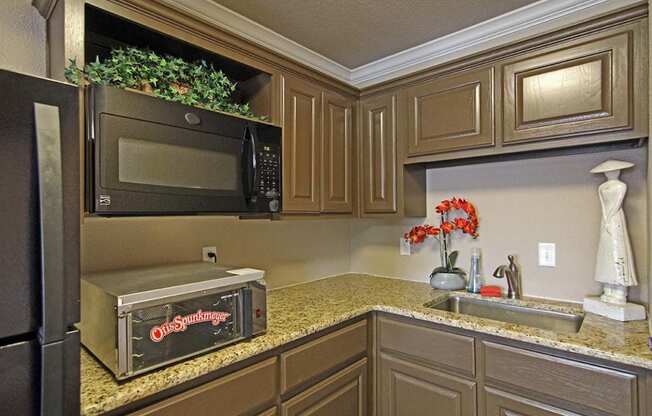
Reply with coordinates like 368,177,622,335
407,67,494,156
485,388,582,416
281,358,367,416
321,91,353,213
283,75,322,212
379,352,476,416
360,93,397,214
502,29,632,144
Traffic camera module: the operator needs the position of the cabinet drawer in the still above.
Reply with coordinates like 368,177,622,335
281,358,367,416
483,341,637,416
130,357,278,416
280,320,367,393
378,316,475,377
485,387,583,416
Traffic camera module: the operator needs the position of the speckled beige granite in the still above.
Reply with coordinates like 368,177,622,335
81,274,652,415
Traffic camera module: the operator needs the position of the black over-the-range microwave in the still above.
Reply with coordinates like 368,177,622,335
86,85,282,215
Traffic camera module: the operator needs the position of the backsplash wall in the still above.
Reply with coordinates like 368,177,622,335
350,147,649,304
82,217,352,288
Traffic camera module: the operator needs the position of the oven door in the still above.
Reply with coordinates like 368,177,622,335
92,113,257,214
121,287,245,378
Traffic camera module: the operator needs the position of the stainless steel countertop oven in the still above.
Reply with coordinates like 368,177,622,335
80,262,266,380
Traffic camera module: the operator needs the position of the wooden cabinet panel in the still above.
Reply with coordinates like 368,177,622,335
258,407,278,416
485,387,582,416
379,352,476,416
503,29,633,144
281,320,367,394
483,341,637,416
407,67,494,155
378,316,475,378
130,357,278,416
360,93,398,213
281,358,367,416
321,91,353,213
282,75,322,212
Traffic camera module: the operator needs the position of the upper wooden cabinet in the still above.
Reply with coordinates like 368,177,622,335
502,28,634,144
282,75,322,213
360,93,398,214
321,92,354,213
407,67,495,156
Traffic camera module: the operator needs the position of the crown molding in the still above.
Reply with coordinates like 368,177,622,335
160,0,351,83
161,0,642,89
350,0,642,87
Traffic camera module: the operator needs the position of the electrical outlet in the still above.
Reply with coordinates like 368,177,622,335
202,246,217,263
538,243,556,267
400,238,411,256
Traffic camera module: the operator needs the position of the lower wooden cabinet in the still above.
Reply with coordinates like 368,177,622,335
125,315,650,416
130,357,278,416
378,352,476,416
281,358,368,416
485,387,582,416
280,320,368,394
482,341,637,416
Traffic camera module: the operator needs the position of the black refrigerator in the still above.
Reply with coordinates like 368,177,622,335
0,69,80,415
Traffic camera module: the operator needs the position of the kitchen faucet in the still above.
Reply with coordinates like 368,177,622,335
493,255,522,299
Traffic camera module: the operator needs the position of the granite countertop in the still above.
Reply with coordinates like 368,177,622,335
81,274,652,415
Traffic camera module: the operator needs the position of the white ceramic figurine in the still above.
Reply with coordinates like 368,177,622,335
583,160,646,321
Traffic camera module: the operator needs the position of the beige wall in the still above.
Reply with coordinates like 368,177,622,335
0,0,46,77
3,2,649,305
82,216,352,288
351,147,649,304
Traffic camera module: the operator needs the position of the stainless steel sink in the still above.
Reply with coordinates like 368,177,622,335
428,296,584,334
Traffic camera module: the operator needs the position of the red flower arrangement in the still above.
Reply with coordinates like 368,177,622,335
404,197,479,273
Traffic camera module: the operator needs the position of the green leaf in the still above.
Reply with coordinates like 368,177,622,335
448,251,459,268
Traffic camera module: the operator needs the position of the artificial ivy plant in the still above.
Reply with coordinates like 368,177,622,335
65,47,260,119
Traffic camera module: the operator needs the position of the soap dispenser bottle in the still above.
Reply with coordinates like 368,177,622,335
467,248,482,293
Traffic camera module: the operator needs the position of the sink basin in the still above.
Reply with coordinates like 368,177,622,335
428,296,584,334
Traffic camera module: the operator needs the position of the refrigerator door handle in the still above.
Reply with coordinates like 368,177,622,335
34,102,66,345
35,103,69,416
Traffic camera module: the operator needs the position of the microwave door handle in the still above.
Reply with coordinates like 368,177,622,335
243,126,257,202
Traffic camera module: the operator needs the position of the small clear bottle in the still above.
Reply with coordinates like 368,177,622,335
467,248,482,293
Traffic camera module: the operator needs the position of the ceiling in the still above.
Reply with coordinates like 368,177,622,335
212,0,539,69
168,0,639,87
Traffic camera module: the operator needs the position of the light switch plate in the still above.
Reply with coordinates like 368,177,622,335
400,238,411,256
538,243,556,267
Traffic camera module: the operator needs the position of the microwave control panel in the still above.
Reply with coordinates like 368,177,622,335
256,144,281,211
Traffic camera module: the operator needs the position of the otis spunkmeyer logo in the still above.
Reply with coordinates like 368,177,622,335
149,310,231,342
